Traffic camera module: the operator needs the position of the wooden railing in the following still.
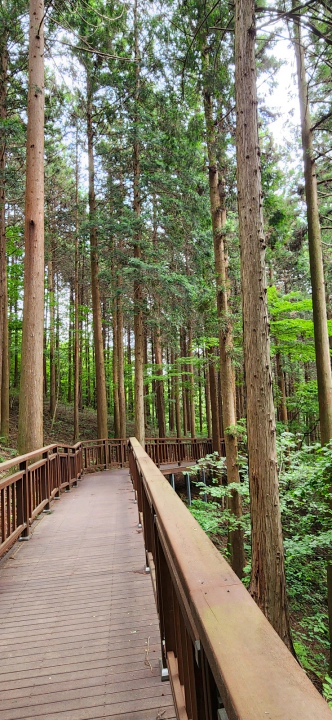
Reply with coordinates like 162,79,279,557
128,436,331,720
82,436,224,471
0,442,83,559
0,435,221,561
82,438,128,470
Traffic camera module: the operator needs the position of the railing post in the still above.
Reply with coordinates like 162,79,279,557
177,438,181,466
18,459,30,539
103,439,107,470
65,447,71,491
54,447,61,499
42,449,51,509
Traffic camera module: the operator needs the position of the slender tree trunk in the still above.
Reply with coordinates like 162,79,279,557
204,347,212,438
203,50,244,576
208,348,221,454
292,8,332,445
13,295,18,389
0,35,9,442
127,325,133,419
154,324,166,438
180,329,188,436
112,295,120,437
170,348,175,433
67,282,73,404
174,353,182,438
85,314,91,407
73,132,80,441
87,72,108,439
198,350,203,434
133,0,144,445
117,276,126,438
144,331,150,430
55,275,60,406
18,0,45,453
188,325,196,438
49,252,56,418
235,0,292,647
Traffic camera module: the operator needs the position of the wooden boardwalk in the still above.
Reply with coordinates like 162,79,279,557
0,468,175,720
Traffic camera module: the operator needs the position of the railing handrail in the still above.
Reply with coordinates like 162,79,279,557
128,436,331,720
0,441,84,558
0,443,59,475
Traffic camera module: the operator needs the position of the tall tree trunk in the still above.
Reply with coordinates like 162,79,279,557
292,8,332,445
144,331,150,430
0,35,9,442
154,324,166,438
18,0,45,453
112,295,120,437
67,282,73,404
13,294,19,389
180,329,188,436
169,348,175,433
174,353,182,438
73,132,80,441
208,348,221,454
188,325,196,438
87,72,108,439
117,273,126,438
203,50,244,576
49,251,56,418
85,314,91,407
133,0,144,445
204,347,212,438
235,0,292,648
127,325,133,419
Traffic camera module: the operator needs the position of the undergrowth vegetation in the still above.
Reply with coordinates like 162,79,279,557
188,432,332,697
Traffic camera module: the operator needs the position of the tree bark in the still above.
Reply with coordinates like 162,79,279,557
292,8,332,445
235,0,292,647
188,325,196,439
18,0,45,453
169,348,175,433
203,48,244,576
73,131,80,442
127,325,134,420
180,328,188,436
154,324,166,438
67,282,73,404
204,347,212,438
133,0,145,445
174,353,182,438
208,349,221,454
0,34,9,442
87,71,108,439
112,294,120,438
49,249,56,418
117,276,126,438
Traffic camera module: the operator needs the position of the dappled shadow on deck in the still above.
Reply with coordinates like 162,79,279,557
0,469,175,720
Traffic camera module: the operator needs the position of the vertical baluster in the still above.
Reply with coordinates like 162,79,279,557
6,485,11,537
1,487,5,542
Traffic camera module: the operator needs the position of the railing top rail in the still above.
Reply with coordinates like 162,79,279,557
0,443,59,475
128,437,331,720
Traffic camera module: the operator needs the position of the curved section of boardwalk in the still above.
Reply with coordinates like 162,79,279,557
0,469,175,720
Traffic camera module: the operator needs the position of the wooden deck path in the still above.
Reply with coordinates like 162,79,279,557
0,468,175,720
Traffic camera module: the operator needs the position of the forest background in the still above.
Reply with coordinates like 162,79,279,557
1,0,332,703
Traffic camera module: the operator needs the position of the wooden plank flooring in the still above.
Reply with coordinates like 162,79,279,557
0,468,175,720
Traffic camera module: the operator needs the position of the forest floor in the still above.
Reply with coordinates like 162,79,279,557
0,398,138,462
